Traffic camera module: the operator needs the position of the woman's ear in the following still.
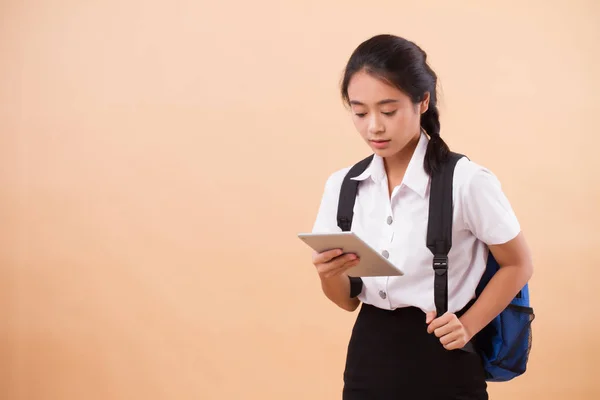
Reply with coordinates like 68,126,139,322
420,92,430,114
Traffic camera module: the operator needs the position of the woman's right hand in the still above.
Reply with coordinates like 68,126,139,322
311,249,360,279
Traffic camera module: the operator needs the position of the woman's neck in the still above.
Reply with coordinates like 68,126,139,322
383,133,420,182
382,133,420,198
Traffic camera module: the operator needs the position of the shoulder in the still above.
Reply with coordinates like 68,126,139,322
321,165,353,195
452,155,520,244
311,165,355,233
453,155,503,194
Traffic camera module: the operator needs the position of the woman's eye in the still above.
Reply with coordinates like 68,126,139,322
354,113,367,118
382,110,397,116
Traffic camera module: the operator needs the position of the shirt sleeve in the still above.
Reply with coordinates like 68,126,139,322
312,168,364,298
460,166,521,245
311,168,349,233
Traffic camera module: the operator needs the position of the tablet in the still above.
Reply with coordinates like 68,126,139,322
298,231,403,277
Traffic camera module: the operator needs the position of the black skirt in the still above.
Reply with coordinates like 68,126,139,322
343,303,488,400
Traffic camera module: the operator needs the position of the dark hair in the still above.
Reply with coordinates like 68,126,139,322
341,34,450,175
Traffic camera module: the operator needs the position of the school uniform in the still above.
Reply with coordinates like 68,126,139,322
312,132,521,399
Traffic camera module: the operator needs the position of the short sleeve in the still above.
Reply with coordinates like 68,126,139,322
460,167,521,245
312,168,365,299
311,168,349,233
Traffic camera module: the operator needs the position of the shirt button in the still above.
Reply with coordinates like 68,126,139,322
386,216,393,225
379,290,387,299
382,250,389,259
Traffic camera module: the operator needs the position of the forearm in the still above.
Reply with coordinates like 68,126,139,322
460,262,533,337
320,273,360,312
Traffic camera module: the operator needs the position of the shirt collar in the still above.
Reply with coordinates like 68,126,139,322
350,132,430,198
350,152,386,183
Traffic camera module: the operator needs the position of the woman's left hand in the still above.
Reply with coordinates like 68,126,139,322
425,311,472,350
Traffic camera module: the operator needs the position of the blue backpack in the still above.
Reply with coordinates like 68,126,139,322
337,152,535,382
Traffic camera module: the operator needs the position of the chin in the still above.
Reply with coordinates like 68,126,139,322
371,146,398,158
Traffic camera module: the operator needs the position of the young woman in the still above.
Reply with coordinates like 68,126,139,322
310,34,533,399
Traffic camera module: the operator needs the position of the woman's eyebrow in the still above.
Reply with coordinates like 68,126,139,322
349,99,400,106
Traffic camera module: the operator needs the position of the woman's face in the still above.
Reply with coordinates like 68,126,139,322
346,70,429,158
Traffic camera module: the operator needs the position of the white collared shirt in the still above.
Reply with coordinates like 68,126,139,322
312,133,521,313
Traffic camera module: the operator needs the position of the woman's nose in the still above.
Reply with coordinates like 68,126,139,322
367,114,385,135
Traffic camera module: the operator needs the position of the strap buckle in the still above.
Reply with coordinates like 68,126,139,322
433,255,448,275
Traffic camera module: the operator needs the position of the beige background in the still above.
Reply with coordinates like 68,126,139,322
1,0,599,399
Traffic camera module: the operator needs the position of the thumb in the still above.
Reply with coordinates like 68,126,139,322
425,310,437,324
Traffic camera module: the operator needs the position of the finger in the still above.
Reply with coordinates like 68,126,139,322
324,259,360,277
433,320,460,337
425,311,436,324
337,258,360,272
312,249,343,264
326,255,360,275
439,330,462,346
330,253,358,269
443,338,466,351
427,319,446,334
427,312,454,334
320,254,359,277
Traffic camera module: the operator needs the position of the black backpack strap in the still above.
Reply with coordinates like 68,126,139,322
337,155,374,231
426,152,465,317
337,155,374,298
